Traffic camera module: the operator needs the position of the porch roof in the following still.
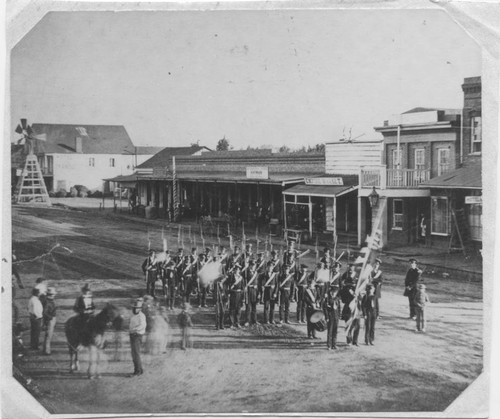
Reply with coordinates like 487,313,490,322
419,161,481,190
283,184,358,198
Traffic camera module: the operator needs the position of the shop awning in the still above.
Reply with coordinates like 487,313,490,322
419,162,481,190
283,184,358,198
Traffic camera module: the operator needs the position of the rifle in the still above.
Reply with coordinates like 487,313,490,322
296,249,311,260
246,271,259,288
297,271,309,286
280,271,295,289
230,273,244,290
182,260,196,276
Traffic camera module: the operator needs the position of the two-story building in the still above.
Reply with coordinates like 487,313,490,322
11,124,162,194
419,77,482,250
358,108,462,249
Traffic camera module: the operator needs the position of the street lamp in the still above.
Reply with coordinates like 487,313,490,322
368,186,379,208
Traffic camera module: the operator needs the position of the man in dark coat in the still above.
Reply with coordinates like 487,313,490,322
362,284,377,345
323,284,341,349
142,249,158,297
404,258,422,319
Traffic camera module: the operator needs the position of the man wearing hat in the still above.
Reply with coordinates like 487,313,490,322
142,249,158,297
404,259,422,320
254,252,266,304
243,261,260,326
263,261,278,324
214,273,228,330
296,264,310,324
369,258,383,319
227,245,242,272
278,263,294,324
320,247,334,269
362,284,377,345
228,264,245,328
73,283,95,332
323,283,341,349
42,287,57,355
340,264,357,322
330,262,342,288
129,298,146,377
197,252,209,307
283,238,297,266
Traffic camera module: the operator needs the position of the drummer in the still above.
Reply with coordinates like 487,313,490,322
303,276,320,339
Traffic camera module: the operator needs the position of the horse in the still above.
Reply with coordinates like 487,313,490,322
65,303,123,379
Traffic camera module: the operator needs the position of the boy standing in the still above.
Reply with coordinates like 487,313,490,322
42,287,57,355
414,283,430,332
178,302,193,349
404,259,422,320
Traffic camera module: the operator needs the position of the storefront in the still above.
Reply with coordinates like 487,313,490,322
282,175,358,241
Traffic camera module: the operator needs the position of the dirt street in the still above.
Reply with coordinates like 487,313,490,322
10,205,483,414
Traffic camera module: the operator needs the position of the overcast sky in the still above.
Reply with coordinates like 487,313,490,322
10,9,481,150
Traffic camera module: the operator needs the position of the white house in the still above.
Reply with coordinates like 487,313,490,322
16,124,162,193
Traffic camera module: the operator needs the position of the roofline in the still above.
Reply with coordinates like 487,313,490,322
374,122,457,133
283,185,358,198
418,184,482,190
324,140,383,145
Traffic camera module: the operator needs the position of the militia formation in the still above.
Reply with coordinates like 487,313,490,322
140,239,393,350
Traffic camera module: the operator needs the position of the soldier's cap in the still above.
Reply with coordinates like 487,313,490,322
149,249,155,254
178,248,184,253
333,262,341,268
365,284,373,291
324,247,331,253
349,263,355,268
132,297,144,309
205,247,212,253
246,243,252,248
35,277,46,284
409,258,418,263
300,264,308,270
199,253,206,258
47,287,57,297
191,247,197,252
375,258,382,265
418,283,426,289
81,283,91,293
270,250,277,256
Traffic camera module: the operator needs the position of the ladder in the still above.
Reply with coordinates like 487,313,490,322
14,153,51,205
448,209,470,256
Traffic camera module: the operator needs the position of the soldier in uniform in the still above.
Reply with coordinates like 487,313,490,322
323,283,341,350
244,261,260,326
314,261,328,306
278,264,294,324
142,249,158,297
303,277,319,339
404,258,422,320
340,264,357,321
197,252,209,307
263,262,278,324
164,252,178,310
227,245,242,272
320,247,334,269
255,252,266,304
228,264,244,328
243,243,254,266
283,238,297,266
174,248,185,295
182,254,196,304
157,250,171,301
369,258,383,319
214,274,228,330
295,264,310,324
362,284,377,345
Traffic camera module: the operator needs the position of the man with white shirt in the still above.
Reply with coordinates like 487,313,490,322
28,288,43,350
129,298,146,377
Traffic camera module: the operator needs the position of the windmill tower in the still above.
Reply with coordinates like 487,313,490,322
13,118,51,205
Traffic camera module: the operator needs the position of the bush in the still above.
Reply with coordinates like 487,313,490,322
55,189,67,198
70,187,78,197
78,189,89,198
90,190,103,198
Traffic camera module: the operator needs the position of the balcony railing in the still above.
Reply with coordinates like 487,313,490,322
360,166,431,189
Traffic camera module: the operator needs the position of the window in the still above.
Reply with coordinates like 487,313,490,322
438,148,451,176
392,199,403,230
431,197,449,235
110,158,115,167
467,203,482,241
471,116,482,154
415,149,425,169
392,147,402,168
89,158,95,167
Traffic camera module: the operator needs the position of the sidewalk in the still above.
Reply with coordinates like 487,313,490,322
46,198,483,281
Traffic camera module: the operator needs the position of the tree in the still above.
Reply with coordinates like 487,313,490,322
278,145,290,153
216,137,230,151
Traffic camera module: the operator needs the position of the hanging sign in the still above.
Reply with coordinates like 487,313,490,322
305,177,344,186
246,167,269,179
465,196,482,204
152,167,170,178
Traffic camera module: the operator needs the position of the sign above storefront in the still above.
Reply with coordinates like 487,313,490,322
305,177,344,186
465,196,482,204
246,167,269,179
152,167,170,178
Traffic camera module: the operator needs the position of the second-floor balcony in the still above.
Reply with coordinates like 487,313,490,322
360,165,431,189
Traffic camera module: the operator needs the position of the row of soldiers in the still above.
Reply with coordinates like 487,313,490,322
142,241,383,337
